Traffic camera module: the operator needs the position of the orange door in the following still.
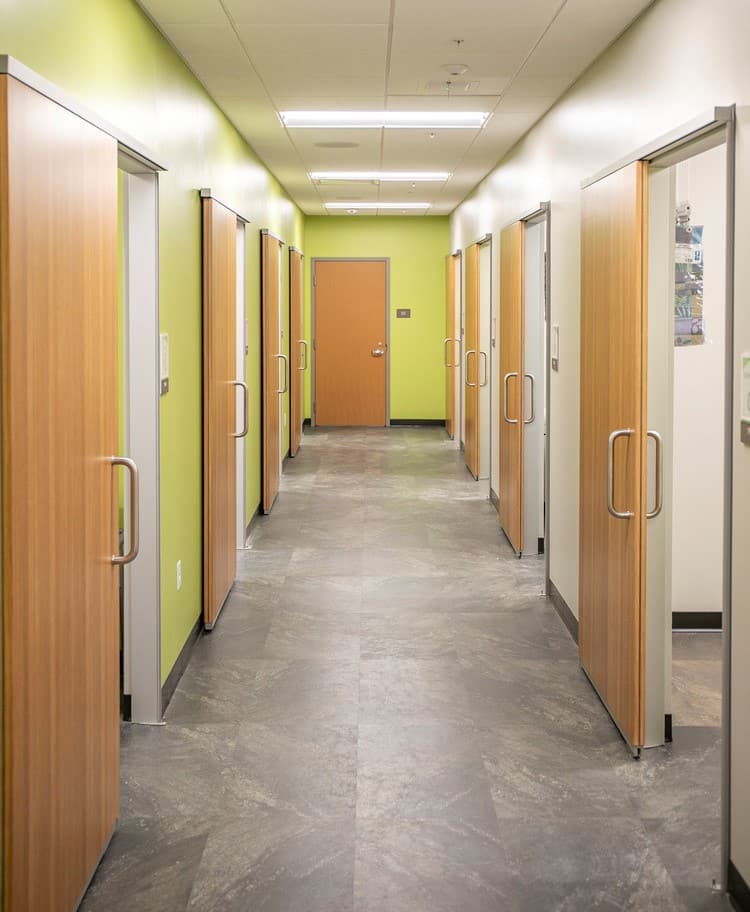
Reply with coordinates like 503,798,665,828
203,197,243,628
579,161,648,750
1,74,120,911
262,231,284,512
499,222,525,552
445,253,460,439
314,259,387,426
289,248,306,456
463,243,480,477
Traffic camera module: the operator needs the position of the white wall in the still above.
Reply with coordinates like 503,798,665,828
671,146,726,614
449,0,750,883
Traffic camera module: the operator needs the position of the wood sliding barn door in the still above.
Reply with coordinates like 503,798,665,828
579,161,648,750
289,248,305,457
262,231,284,512
445,253,460,440
499,222,525,552
314,260,387,427
203,197,245,628
463,243,480,477
1,74,121,911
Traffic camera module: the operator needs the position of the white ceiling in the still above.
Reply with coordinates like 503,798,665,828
137,0,654,216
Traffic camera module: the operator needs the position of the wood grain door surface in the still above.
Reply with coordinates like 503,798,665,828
290,249,305,457
499,222,525,552
463,244,480,478
445,254,460,440
314,260,387,427
202,197,238,628
262,233,282,512
1,74,120,911
579,161,648,749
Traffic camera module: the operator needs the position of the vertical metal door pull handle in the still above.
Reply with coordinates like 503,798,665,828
111,456,139,565
524,373,536,424
443,338,460,368
646,430,663,519
231,380,249,438
607,428,634,519
299,340,309,371
503,372,519,424
465,350,477,387
276,353,289,394
479,351,488,387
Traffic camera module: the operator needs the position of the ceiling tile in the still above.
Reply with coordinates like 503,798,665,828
234,24,388,99
222,0,391,26
137,0,655,217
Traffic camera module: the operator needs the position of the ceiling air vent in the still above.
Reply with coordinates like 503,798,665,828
313,141,360,149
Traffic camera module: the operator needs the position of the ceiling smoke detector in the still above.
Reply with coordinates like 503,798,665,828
441,63,469,77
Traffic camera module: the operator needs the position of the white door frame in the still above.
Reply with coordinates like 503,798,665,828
119,158,163,726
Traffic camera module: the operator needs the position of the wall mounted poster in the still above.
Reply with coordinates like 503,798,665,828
674,218,705,346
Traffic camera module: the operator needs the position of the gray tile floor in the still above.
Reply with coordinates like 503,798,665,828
82,428,729,911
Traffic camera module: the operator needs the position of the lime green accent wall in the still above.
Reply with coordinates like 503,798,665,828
2,0,304,683
303,217,449,421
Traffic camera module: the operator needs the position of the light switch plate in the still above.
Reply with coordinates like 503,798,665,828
742,353,750,445
159,333,169,395
551,324,560,371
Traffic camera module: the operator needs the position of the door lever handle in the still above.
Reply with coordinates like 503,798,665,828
371,342,386,357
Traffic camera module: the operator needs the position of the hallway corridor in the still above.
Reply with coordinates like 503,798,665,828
82,429,724,911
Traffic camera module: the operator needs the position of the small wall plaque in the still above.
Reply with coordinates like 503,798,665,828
396,308,411,318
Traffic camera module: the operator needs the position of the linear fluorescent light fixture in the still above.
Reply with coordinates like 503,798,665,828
325,202,431,210
281,111,487,129
311,171,450,182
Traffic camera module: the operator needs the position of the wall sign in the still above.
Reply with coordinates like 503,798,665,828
396,308,411,318
674,202,705,346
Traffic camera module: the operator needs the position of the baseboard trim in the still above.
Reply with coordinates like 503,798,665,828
672,611,722,631
489,488,499,508
389,418,446,427
245,505,262,542
729,860,750,911
550,580,578,644
161,616,203,712
303,418,311,427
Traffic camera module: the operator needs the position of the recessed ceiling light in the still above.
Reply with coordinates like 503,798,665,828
311,171,450,182
313,141,361,149
441,63,469,76
325,202,431,210
346,209,358,214
282,111,488,129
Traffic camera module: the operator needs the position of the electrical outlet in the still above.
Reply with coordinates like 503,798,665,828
176,560,182,591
